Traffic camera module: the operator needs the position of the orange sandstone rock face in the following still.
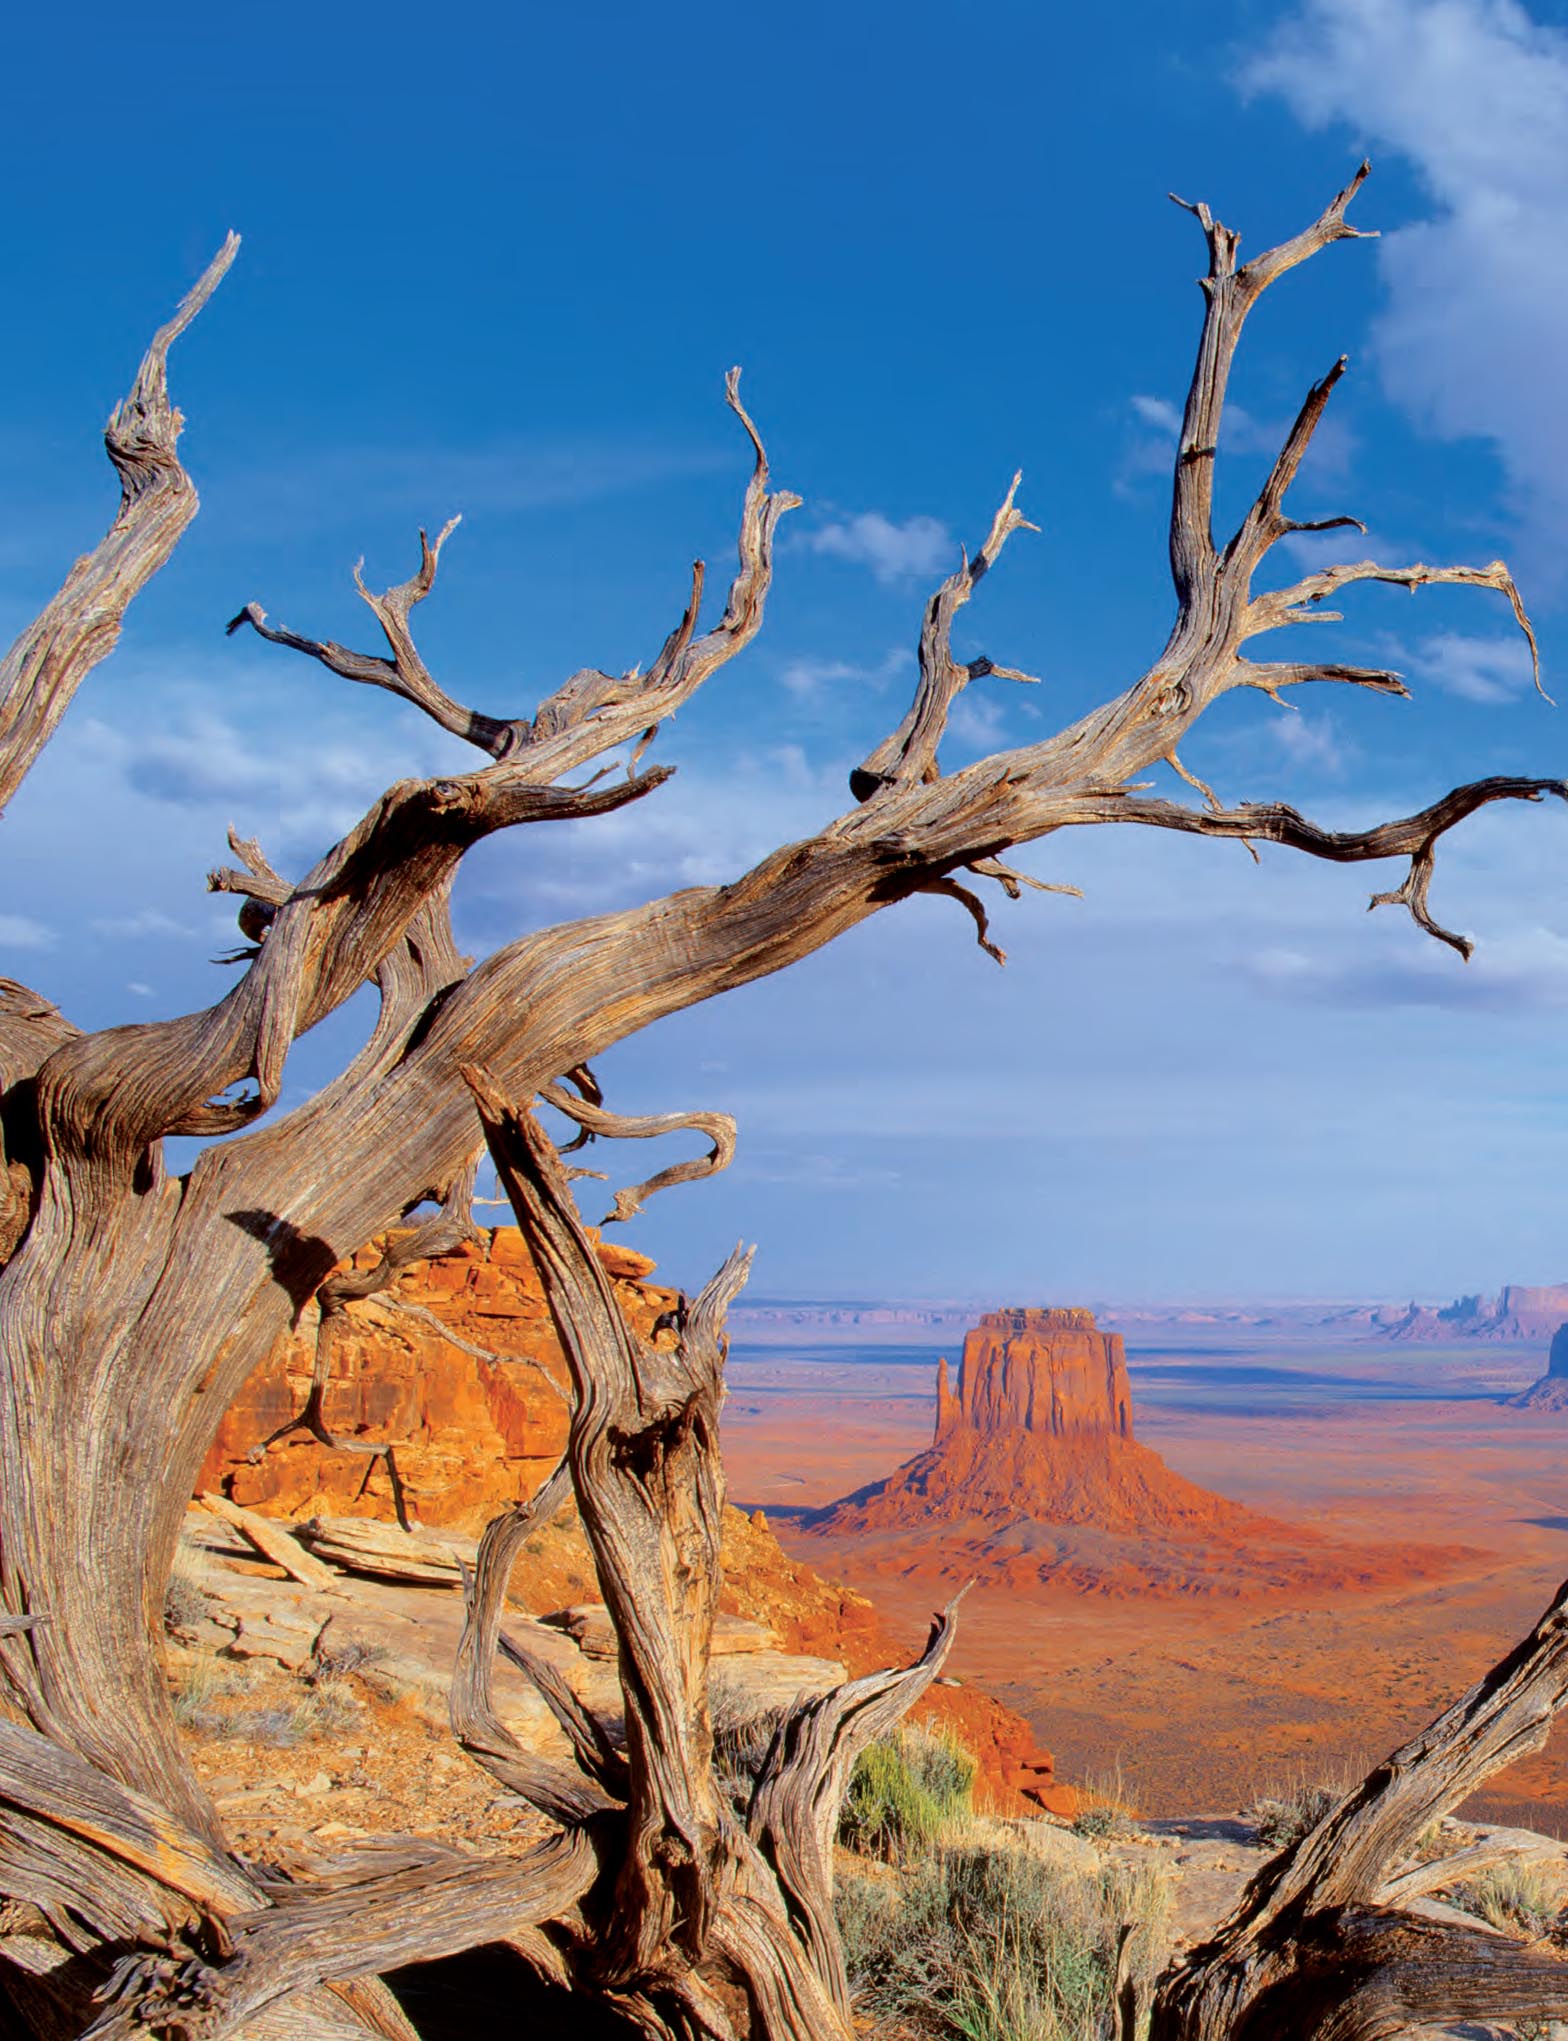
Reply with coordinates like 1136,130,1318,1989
197,1226,674,1526
937,1309,1132,1445
800,1306,1473,1600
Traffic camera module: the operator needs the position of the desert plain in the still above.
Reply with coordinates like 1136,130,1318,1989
720,1320,1568,1829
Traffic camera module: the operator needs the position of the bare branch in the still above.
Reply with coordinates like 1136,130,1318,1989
1158,1575,1568,2036
227,519,527,759
1086,777,1568,958
854,474,1037,798
918,877,1008,964
495,1623,631,1800
747,1601,963,2019
448,1462,615,1826
1245,557,1547,700
0,237,238,814
232,368,799,789
1166,164,1371,605
535,1082,737,1224
1228,356,1353,571
1238,659,1410,703
84,1830,599,2041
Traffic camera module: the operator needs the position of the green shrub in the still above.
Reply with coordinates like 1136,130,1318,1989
837,1841,1169,2041
841,1729,977,1862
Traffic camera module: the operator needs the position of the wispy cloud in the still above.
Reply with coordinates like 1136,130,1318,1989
225,434,736,541
778,647,909,701
801,511,954,584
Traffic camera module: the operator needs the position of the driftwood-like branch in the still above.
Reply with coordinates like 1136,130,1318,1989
537,1081,737,1223
227,518,530,760
747,1602,962,2017
1088,777,1568,958
1165,163,1371,604
0,239,238,816
463,1063,748,1976
447,1461,614,1827
84,1829,599,2041
231,369,799,782
853,473,1038,799
1245,558,1545,699
460,1065,952,2040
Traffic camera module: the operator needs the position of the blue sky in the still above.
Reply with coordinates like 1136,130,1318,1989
5,0,1568,1303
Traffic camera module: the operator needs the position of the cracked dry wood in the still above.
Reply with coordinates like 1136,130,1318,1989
0,166,1565,2040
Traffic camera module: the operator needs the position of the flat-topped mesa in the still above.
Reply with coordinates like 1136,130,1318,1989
934,1307,1132,1446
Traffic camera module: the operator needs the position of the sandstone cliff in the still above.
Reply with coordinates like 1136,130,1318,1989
796,1306,1472,1599
197,1232,1068,1813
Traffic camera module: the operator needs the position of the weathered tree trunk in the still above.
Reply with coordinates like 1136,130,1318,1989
1,164,1566,2040
452,1069,956,2041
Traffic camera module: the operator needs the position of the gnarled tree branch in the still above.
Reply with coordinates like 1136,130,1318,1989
0,239,238,816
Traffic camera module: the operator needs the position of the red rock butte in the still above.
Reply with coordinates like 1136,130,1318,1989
798,1306,1475,1599
935,1308,1134,1447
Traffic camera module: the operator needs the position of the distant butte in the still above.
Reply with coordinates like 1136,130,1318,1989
1510,1321,1568,1410
793,1306,1475,1599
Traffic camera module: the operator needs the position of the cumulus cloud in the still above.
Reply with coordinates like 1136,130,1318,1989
0,914,55,950
802,511,954,584
1246,0,1568,554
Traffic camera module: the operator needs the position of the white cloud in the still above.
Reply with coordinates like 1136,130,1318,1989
0,913,55,950
802,511,954,584
91,908,193,940
1269,709,1353,774
946,692,1009,751
1247,0,1568,555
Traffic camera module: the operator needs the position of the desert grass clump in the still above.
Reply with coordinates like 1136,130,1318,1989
838,1841,1170,2041
840,1728,977,1863
1249,1780,1343,1853
1449,1859,1564,1941
163,1545,214,1637
1070,1764,1139,1843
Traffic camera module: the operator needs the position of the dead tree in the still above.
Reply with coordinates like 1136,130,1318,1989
0,163,1565,2038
